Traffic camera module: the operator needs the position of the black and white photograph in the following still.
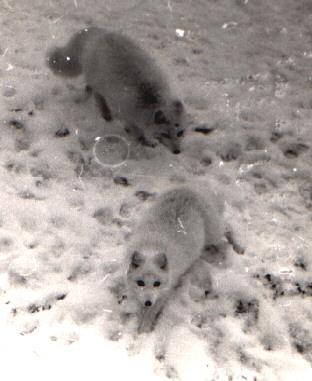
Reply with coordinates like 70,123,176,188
1,0,312,380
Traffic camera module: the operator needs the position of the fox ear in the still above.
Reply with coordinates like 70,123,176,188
130,251,144,269
154,110,169,125
154,253,168,270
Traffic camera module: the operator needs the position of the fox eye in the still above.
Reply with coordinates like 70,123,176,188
177,129,184,137
161,132,170,139
137,280,145,287
153,281,161,287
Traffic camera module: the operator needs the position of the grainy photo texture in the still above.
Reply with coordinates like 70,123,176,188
1,1,312,380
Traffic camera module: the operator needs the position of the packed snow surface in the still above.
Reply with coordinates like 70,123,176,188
1,0,312,380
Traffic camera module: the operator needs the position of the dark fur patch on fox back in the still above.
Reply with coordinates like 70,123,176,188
137,82,160,106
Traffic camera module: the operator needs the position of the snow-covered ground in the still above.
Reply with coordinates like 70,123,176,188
1,0,312,380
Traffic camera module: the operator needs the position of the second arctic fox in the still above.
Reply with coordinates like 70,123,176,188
47,27,186,154
126,186,226,332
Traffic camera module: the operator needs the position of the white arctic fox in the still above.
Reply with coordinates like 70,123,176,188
126,186,227,333
47,27,186,154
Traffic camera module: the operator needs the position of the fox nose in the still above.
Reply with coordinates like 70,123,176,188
172,149,181,154
145,300,152,307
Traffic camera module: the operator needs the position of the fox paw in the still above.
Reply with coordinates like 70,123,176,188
139,136,157,148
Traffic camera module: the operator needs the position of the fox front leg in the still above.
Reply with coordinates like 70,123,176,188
125,124,157,148
94,92,113,121
188,259,213,301
224,224,245,255
138,299,166,333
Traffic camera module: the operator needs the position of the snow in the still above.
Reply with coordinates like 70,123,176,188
1,0,312,380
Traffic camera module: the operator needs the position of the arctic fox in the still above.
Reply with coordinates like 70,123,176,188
47,27,186,154
125,187,226,333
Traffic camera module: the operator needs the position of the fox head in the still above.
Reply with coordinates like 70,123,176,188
137,83,186,154
152,100,186,155
127,249,170,308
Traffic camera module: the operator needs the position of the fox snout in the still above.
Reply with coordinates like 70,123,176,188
139,291,158,307
172,147,181,155
132,291,157,307
154,128,184,154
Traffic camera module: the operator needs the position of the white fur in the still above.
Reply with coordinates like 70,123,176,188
125,186,225,332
